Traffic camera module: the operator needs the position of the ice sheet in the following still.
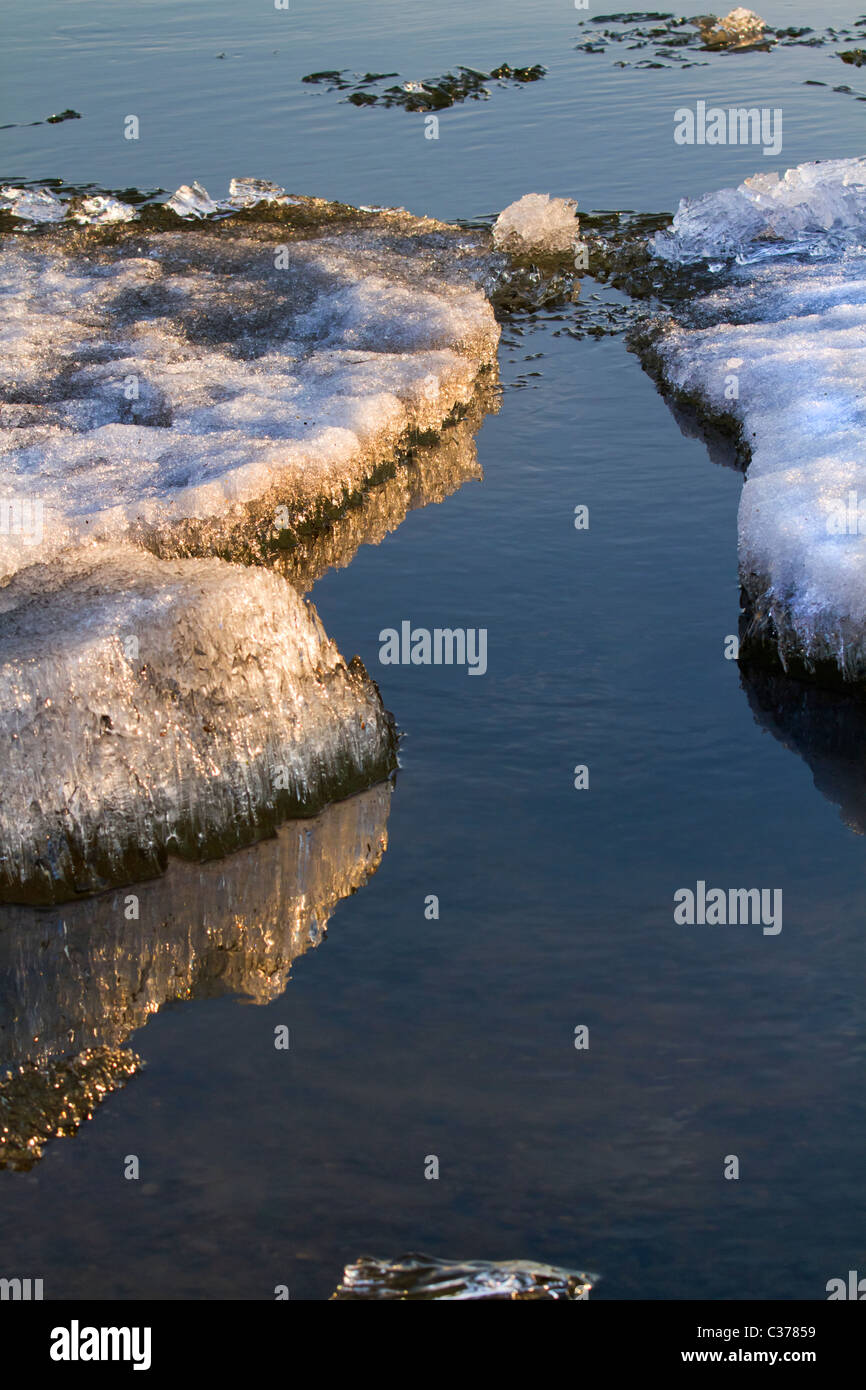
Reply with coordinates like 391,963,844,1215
647,157,866,677
0,204,498,573
0,545,397,903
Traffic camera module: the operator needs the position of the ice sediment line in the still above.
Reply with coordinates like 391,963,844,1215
0,546,397,905
644,156,866,681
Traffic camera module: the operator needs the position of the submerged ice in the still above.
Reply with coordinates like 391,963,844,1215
646,157,866,678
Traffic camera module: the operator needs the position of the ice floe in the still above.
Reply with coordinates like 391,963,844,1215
0,545,397,903
646,156,866,679
0,201,498,572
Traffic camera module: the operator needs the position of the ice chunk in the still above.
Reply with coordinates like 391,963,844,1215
0,207,498,574
493,193,579,256
696,8,768,51
226,177,293,209
0,186,65,224
646,157,866,679
652,157,866,265
331,1253,599,1300
0,545,397,903
165,180,220,218
71,195,137,225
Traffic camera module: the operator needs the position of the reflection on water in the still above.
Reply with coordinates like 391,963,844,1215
741,666,866,837
276,384,496,592
0,783,391,1168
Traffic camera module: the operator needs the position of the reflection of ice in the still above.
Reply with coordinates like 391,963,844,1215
276,383,496,591
741,667,866,835
0,547,397,905
0,783,391,1168
331,1252,598,1300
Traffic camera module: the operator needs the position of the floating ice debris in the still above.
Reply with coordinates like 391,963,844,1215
0,545,397,904
651,157,866,265
493,192,579,257
696,8,768,51
644,156,866,680
0,207,498,571
331,1253,599,1300
0,185,65,224
226,177,292,208
165,180,221,219
70,195,137,225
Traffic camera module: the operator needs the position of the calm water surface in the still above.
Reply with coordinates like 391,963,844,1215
1,0,865,1299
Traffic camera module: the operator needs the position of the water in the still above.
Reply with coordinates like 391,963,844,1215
1,0,865,1300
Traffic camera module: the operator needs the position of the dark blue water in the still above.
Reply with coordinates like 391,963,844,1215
1,0,865,1300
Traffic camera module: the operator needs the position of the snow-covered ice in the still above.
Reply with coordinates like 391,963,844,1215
0,202,499,573
0,545,397,903
493,193,579,256
647,157,866,678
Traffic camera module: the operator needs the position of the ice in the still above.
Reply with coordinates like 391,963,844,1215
71,195,137,225
0,186,65,224
646,157,866,678
652,157,866,265
165,180,221,218
697,8,767,51
226,177,293,209
0,207,499,573
0,545,397,903
493,193,579,256
331,1253,599,1300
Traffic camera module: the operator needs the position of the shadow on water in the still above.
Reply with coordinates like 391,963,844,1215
741,667,866,837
